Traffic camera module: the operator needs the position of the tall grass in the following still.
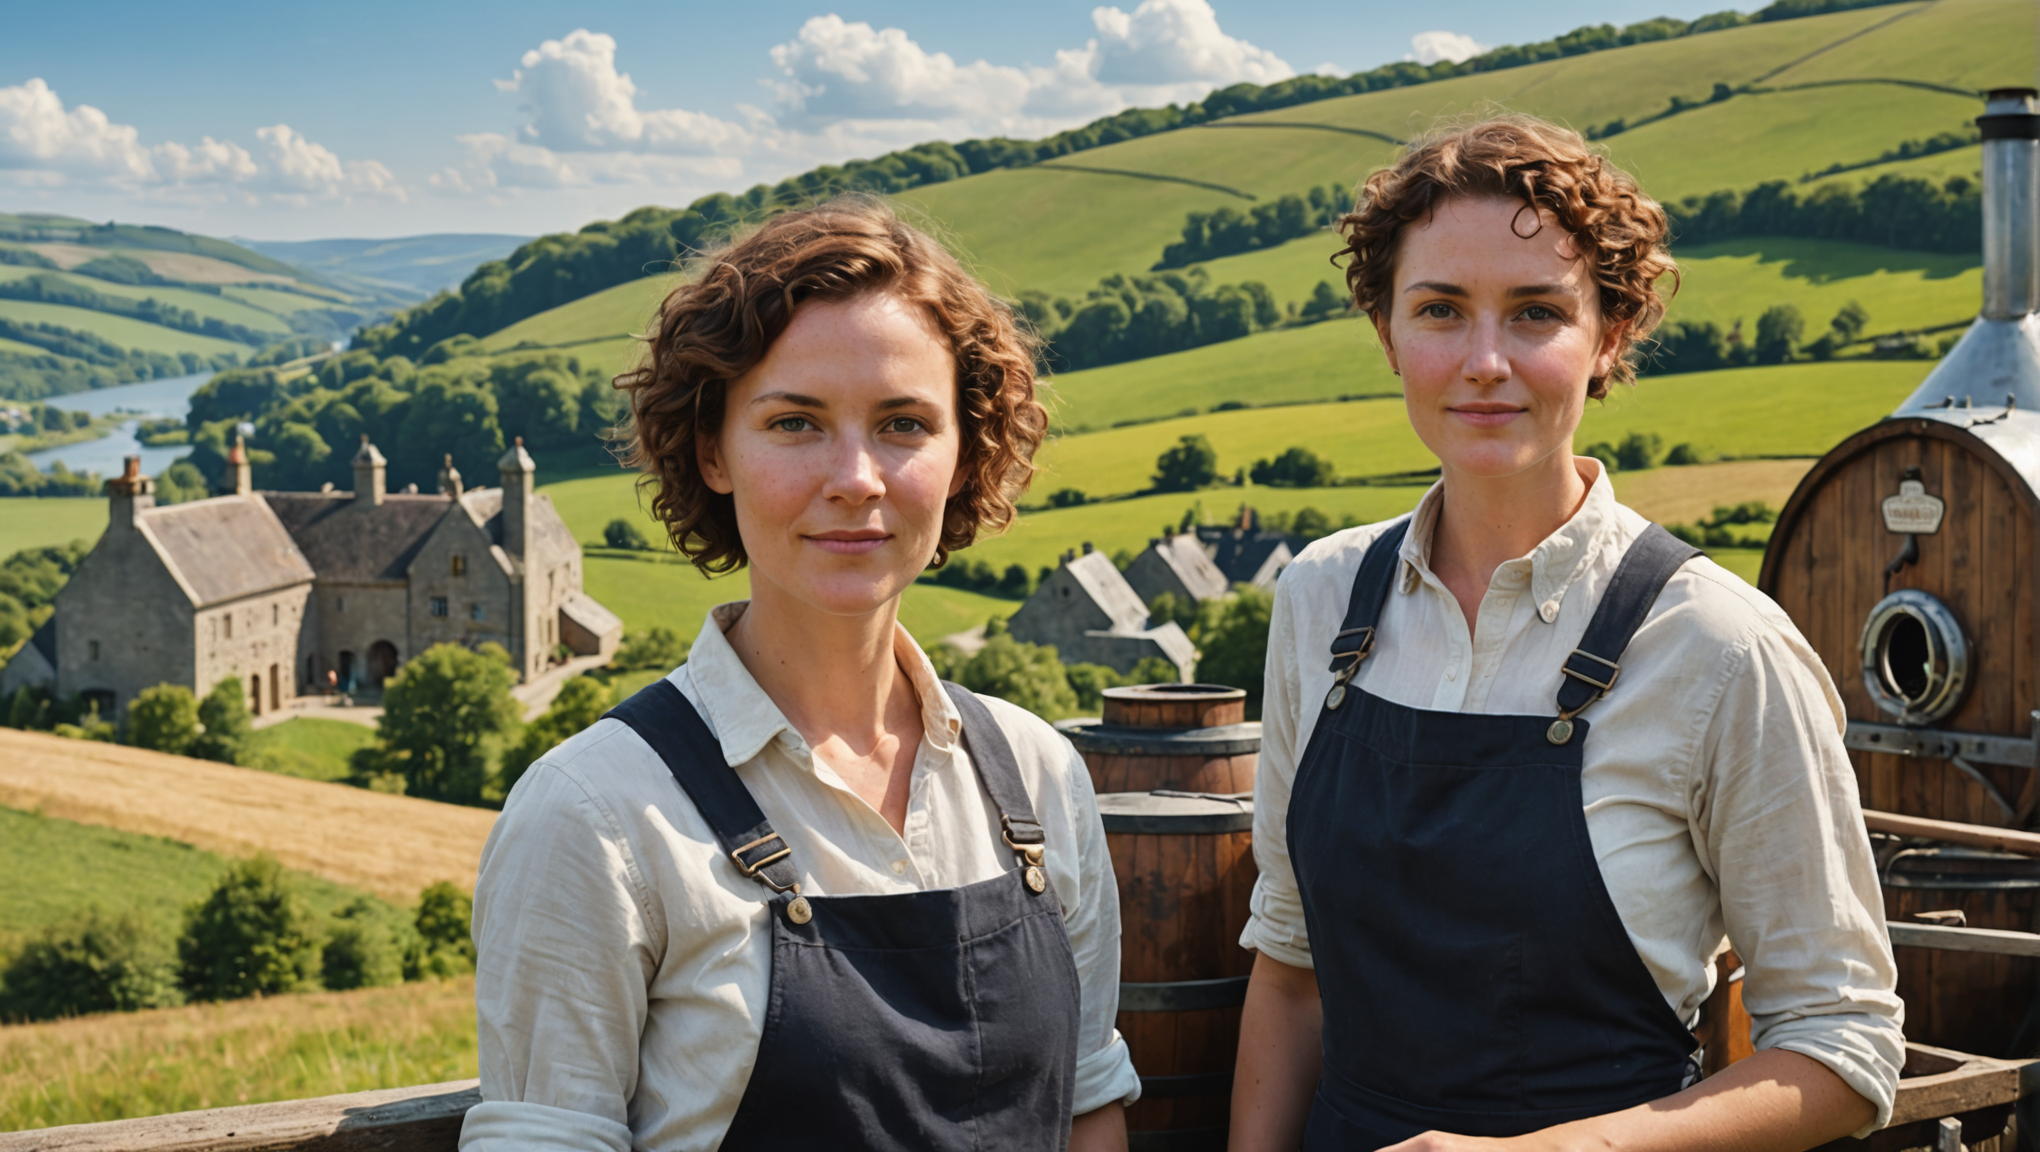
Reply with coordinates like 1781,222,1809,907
0,978,477,1131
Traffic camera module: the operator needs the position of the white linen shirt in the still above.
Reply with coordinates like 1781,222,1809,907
460,603,1140,1152
1243,462,1905,1134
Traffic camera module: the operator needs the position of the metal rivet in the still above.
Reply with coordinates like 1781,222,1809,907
786,896,812,924
1025,866,1047,893
1547,719,1574,745
1325,684,1346,710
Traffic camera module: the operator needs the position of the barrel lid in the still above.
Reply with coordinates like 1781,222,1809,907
1056,718,1262,756
1096,789,1254,834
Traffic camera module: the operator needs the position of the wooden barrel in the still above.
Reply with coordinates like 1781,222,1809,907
1062,685,1260,1151
1882,847,2040,1058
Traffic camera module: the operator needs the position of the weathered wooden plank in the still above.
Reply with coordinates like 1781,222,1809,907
1864,809,2040,856
1891,921,2040,958
0,1081,480,1152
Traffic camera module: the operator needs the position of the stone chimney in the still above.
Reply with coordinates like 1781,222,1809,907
499,436,535,557
229,434,252,497
438,453,463,498
107,455,155,530
352,435,386,508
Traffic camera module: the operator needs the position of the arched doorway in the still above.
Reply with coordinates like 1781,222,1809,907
250,672,262,717
338,650,355,691
367,641,399,687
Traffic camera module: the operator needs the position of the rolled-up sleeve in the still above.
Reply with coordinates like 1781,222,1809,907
1696,622,1905,1135
1241,558,1315,969
460,762,662,1152
1061,742,1144,1113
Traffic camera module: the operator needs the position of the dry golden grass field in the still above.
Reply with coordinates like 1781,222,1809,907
0,730,495,903
0,978,478,1131
1611,458,1816,527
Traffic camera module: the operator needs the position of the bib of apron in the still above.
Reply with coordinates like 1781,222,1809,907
1289,519,1701,1149
607,678,1081,1152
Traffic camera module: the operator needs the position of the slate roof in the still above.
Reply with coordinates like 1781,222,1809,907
1064,551,1153,632
1143,534,1230,600
561,590,622,639
1200,528,1298,588
264,492,455,582
27,618,54,664
141,495,317,606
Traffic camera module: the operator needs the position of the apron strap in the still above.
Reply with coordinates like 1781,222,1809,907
1325,517,1414,696
606,678,804,898
1553,524,1700,723
942,682,1049,870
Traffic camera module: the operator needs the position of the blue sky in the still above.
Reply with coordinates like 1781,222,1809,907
1,0,1736,241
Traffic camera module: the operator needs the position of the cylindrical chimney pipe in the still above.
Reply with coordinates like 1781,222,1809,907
1980,87,2039,319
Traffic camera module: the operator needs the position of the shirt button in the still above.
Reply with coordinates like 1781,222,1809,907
890,860,907,875
1445,668,1458,681
1540,602,1558,622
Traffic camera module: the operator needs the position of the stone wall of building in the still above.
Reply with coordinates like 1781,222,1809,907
55,523,196,721
312,582,411,690
193,584,316,718
407,513,517,660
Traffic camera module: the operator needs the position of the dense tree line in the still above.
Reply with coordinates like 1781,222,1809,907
1020,270,1281,374
1666,173,1980,254
0,541,85,655
0,273,277,347
353,0,1891,356
0,321,240,401
0,453,96,497
1157,185,1350,269
179,346,621,495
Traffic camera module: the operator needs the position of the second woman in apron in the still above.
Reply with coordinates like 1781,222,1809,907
460,200,1139,1151
1228,117,1905,1151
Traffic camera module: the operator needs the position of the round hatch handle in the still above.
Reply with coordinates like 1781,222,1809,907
1860,590,1971,725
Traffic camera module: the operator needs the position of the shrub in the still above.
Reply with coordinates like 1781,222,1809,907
1126,655,1181,684
956,634,1079,720
926,641,971,682
603,518,652,550
995,563,1034,599
351,643,520,806
191,676,252,765
1148,590,1199,630
409,882,475,979
177,856,322,1001
1300,280,1349,321
1614,432,1662,472
1064,663,1120,712
1195,588,1275,716
500,675,612,794
1581,441,1621,473
1249,446,1336,488
321,898,407,991
1152,434,1220,492
0,910,183,1021
126,683,200,755
1664,443,1701,466
1830,300,1869,344
1048,488,1089,508
1754,304,1805,365
613,626,688,671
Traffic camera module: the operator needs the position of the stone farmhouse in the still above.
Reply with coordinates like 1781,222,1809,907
1196,507,1299,590
1007,546,1196,681
1124,533,1230,607
0,436,620,723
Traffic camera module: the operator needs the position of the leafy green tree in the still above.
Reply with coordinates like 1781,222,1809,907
995,564,1033,599
191,677,252,765
1754,304,1806,364
1148,590,1199,631
321,898,407,991
613,626,688,671
1614,432,1663,471
1830,300,1870,343
1153,434,1220,492
1250,447,1336,488
0,910,183,1021
1048,488,1088,508
1126,656,1182,684
1664,443,1702,466
603,518,652,550
957,634,1079,720
1291,507,1335,540
409,882,476,979
1064,663,1121,712
500,676,611,794
1195,588,1275,715
177,856,321,1001
1300,280,1349,321
126,683,199,756
1580,441,1621,473
353,643,520,806
153,460,212,505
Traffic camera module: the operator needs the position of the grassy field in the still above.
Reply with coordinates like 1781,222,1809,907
243,719,376,784
0,977,477,1130
0,729,495,903
0,266,293,337
0,806,382,946
480,275,676,353
0,499,104,558
0,300,248,359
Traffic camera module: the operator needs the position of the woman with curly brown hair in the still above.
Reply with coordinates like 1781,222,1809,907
1228,118,1903,1151
460,199,1137,1152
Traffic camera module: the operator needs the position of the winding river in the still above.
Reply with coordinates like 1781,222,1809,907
25,372,212,478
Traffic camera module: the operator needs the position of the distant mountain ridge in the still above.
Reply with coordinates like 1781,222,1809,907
235,234,530,301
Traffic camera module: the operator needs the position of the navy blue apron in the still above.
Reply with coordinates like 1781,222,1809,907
1290,520,1702,1149
607,678,1081,1152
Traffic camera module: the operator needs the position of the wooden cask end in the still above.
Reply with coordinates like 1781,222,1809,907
1062,684,1260,1151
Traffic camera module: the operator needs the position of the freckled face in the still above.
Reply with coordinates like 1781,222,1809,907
1375,196,1624,481
699,291,964,619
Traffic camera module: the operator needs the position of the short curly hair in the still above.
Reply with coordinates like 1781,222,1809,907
1334,115,1676,398
617,197,1048,575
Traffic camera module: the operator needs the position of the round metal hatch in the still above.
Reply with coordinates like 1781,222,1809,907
1859,590,1971,725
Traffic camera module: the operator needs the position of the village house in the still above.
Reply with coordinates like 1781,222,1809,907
1123,532,1230,607
0,436,620,722
1196,506,1298,589
1006,545,1196,681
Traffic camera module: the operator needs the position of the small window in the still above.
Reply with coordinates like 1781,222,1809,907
469,603,485,621
272,604,279,626
88,640,99,661
450,553,466,577
336,596,346,614
223,614,233,639
429,596,449,618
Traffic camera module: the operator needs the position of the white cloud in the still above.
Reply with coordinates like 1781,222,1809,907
0,78,402,201
499,29,753,154
1407,31,1487,66
770,16,1033,124
1088,0,1291,87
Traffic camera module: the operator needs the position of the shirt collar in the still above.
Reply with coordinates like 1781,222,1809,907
1395,457,1617,622
674,600,962,768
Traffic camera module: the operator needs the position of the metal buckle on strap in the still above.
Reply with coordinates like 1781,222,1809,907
730,832,793,879
1561,649,1620,694
1327,627,1375,675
